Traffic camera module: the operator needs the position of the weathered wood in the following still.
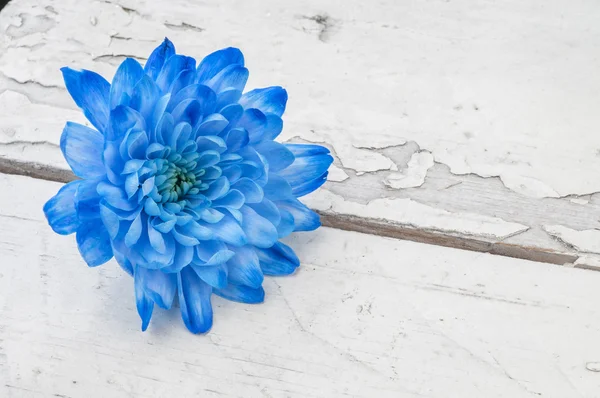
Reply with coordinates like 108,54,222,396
1,0,600,264
1,174,600,397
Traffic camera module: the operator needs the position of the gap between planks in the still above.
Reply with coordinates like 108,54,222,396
0,156,592,271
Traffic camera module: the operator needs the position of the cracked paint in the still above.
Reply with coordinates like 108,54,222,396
306,190,529,239
543,225,600,254
384,151,434,189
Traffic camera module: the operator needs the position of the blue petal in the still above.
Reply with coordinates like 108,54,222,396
76,219,113,267
224,128,249,152
216,88,242,111
75,178,102,221
99,202,121,240
61,67,110,132
255,242,300,276
191,263,228,289
239,87,287,117
203,176,229,200
43,180,81,235
196,47,244,84
124,211,143,247
156,55,196,93
248,114,283,144
137,267,177,309
107,105,146,142
110,58,145,109
194,240,234,265
178,266,213,334
113,248,134,276
276,198,320,232
276,208,295,238
212,189,245,210
249,198,280,227
240,205,278,249
214,284,265,304
227,245,263,289
263,174,293,201
206,64,249,94
253,141,294,172
196,136,227,153
144,38,176,80
167,84,216,114
232,178,263,203
171,99,203,127
285,143,330,157
134,265,154,331
194,113,228,136
202,215,247,246
291,174,328,197
237,108,266,143
129,75,160,121
60,122,105,178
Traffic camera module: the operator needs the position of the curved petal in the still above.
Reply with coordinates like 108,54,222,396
156,55,196,93
276,198,320,232
60,122,105,178
129,75,160,121
196,47,244,84
227,245,263,289
239,86,287,117
240,205,278,248
76,219,113,267
252,141,294,172
43,180,81,235
263,174,293,201
194,240,234,265
137,267,177,309
255,242,300,276
290,173,328,197
201,215,247,246
214,284,264,304
134,265,155,331
191,263,228,289
144,38,176,80
110,58,145,109
178,266,213,334
61,67,110,132
206,64,249,94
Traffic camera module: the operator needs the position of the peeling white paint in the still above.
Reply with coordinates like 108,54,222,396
384,151,434,189
306,190,529,239
327,164,349,182
569,198,589,205
543,225,600,254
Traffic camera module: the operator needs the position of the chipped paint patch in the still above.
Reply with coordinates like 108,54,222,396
328,165,349,182
306,190,529,239
543,225,600,254
384,151,434,189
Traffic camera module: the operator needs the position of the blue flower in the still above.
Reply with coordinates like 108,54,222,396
43,38,332,333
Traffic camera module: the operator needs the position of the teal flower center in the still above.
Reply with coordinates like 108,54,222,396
149,154,210,205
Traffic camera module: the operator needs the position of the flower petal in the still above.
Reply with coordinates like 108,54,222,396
137,267,177,309
196,47,244,84
206,64,249,94
178,266,213,334
156,55,196,93
144,38,176,80
255,242,300,276
110,58,145,109
239,86,287,117
43,180,81,235
232,178,263,204
134,265,154,331
60,122,105,178
253,141,294,172
76,219,113,267
191,263,228,289
61,67,110,132
214,284,264,304
227,245,263,289
240,205,278,248
201,215,247,246
263,174,293,201
276,198,320,232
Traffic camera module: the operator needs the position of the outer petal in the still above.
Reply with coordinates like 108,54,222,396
239,87,287,117
276,198,321,232
60,122,105,178
206,64,249,94
256,242,300,276
202,215,247,246
279,144,333,197
43,180,81,235
137,267,177,309
214,284,265,304
134,265,154,331
253,141,294,172
227,245,263,288
110,58,145,109
61,67,110,132
196,47,244,84
240,206,278,248
191,263,228,289
76,219,113,267
145,38,176,80
178,266,214,334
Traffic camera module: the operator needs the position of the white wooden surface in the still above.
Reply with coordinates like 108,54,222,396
1,174,600,398
1,0,600,262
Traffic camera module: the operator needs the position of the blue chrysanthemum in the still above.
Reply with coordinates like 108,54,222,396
43,38,332,333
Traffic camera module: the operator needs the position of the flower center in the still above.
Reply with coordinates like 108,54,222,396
151,154,208,204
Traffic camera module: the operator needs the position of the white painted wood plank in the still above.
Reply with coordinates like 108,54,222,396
1,0,600,260
1,174,600,397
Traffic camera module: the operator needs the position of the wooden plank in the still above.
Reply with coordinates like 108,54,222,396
1,174,600,397
1,0,600,264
